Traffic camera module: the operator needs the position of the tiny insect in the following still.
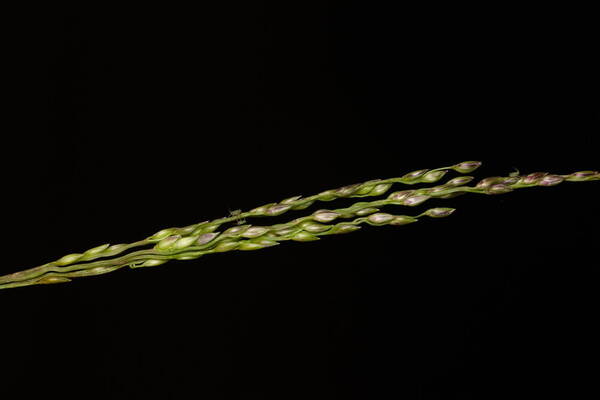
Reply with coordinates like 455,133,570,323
229,209,246,225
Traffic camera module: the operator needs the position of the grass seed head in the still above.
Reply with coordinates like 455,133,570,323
313,210,340,223
241,226,269,238
292,231,320,242
452,161,482,173
402,169,429,181
155,235,182,251
520,172,548,184
447,176,474,186
403,194,431,206
423,207,455,218
538,175,564,186
390,216,418,225
367,213,395,225
485,184,513,194
370,183,392,196
421,170,447,183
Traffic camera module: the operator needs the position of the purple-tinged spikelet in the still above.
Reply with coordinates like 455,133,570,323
538,174,564,186
520,172,548,185
447,176,474,186
367,213,395,225
403,194,431,206
452,161,482,174
423,208,456,218
313,210,340,223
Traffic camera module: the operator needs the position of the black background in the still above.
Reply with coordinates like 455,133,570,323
2,3,598,399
